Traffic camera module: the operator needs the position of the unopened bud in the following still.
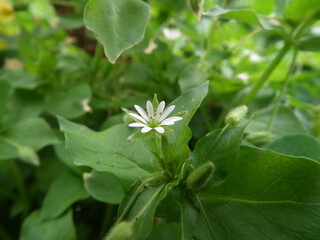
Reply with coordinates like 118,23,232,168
186,162,214,191
246,131,275,146
188,0,204,21
225,105,248,126
105,221,134,240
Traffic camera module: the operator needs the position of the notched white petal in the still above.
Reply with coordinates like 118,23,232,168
134,105,149,121
159,105,175,122
141,126,152,133
160,116,183,126
156,101,165,117
129,113,147,124
154,127,164,134
129,122,147,128
146,101,153,118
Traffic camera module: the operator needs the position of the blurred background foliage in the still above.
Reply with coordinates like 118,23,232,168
0,0,319,239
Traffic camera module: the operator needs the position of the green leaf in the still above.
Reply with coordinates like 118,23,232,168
58,118,160,188
265,134,320,162
192,125,246,181
84,170,124,204
45,83,91,119
20,210,76,240
165,81,209,170
84,0,150,63
40,172,89,220
299,36,320,52
0,118,59,160
0,69,39,89
284,0,320,23
205,6,270,28
194,146,320,239
246,105,308,138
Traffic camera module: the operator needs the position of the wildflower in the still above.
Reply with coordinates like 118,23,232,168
125,100,183,134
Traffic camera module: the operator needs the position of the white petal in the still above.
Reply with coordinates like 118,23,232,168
146,101,154,118
141,126,152,133
134,105,149,121
156,101,165,119
129,113,147,124
160,116,182,126
154,127,164,134
159,105,175,122
129,122,147,128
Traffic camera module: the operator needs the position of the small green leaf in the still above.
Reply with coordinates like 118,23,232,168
188,0,204,21
84,170,124,204
84,0,150,63
299,36,320,52
284,0,320,23
20,210,76,240
58,118,159,188
45,83,91,119
40,172,89,220
192,125,247,181
17,145,39,166
265,134,320,161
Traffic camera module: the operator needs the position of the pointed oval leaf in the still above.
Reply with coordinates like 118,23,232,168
84,0,150,63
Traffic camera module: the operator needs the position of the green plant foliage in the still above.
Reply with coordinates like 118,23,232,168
84,0,150,63
20,210,76,240
84,170,124,204
40,172,89,220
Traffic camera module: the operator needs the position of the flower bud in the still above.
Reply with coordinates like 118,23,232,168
246,131,275,146
186,162,214,191
105,221,134,240
225,105,248,126
188,0,204,21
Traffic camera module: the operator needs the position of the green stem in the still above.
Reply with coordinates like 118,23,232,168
241,41,291,105
195,195,215,240
91,43,104,77
267,49,298,131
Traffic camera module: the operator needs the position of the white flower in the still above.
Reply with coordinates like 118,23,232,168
126,100,183,134
162,28,182,41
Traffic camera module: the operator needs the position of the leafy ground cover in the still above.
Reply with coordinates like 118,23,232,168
0,0,320,239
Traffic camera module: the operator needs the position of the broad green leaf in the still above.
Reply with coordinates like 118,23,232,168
284,0,320,23
0,81,11,123
84,170,124,204
20,210,76,240
246,105,308,137
265,134,320,161
165,82,209,170
146,221,181,240
84,0,150,63
194,146,320,239
0,118,59,160
40,172,89,220
192,125,247,181
299,36,320,52
59,118,160,188
44,83,91,119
